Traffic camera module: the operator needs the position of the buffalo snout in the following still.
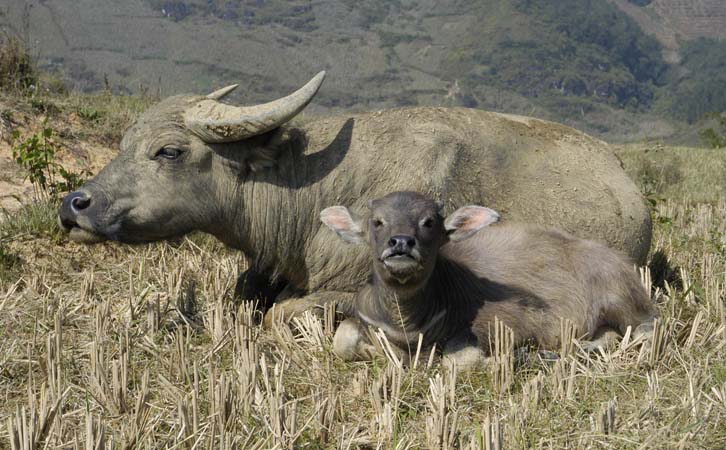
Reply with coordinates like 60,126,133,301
60,191,91,222
58,188,108,243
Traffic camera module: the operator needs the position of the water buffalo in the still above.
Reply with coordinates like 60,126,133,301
321,191,655,367
58,71,651,318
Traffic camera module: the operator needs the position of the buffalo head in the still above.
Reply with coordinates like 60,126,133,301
58,72,325,244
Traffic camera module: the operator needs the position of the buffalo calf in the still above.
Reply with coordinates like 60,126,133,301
320,191,655,368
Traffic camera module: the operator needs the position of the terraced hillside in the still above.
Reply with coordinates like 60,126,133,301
653,0,726,40
611,0,726,62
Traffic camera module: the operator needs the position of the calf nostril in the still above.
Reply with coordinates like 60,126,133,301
71,194,90,212
389,235,415,249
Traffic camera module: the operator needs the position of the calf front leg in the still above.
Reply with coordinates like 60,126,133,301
263,290,356,328
333,318,377,361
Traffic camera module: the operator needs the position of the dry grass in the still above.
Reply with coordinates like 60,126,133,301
0,35,36,93
615,143,726,203
0,148,724,448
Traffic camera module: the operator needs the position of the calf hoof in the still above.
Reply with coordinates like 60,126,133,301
579,328,622,354
536,349,560,362
442,346,490,371
514,348,559,368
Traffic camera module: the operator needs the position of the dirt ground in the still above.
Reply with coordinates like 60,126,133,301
0,95,119,210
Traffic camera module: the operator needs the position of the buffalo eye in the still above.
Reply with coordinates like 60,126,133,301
154,147,183,160
421,217,434,228
372,218,384,229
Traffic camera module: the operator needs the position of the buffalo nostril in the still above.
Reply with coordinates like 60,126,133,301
388,237,398,248
406,238,415,247
70,194,91,212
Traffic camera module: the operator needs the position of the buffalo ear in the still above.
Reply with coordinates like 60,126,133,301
320,206,366,245
246,146,279,172
444,206,499,242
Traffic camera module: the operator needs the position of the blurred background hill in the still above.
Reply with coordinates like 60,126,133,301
1,0,725,142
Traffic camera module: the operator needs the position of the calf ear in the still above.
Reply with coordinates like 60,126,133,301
444,206,499,242
320,206,366,245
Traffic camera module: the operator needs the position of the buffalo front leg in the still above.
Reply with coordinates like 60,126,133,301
263,290,356,328
234,266,287,312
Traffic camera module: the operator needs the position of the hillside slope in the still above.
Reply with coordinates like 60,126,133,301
1,0,724,141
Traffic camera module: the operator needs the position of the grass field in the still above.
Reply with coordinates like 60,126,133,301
0,132,724,447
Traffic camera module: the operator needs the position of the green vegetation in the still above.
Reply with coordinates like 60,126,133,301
473,0,666,107
699,113,726,149
0,199,62,241
341,0,402,29
660,38,726,123
147,0,318,31
64,91,152,142
11,127,90,200
627,0,653,6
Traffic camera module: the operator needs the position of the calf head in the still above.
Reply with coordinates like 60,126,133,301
58,72,325,244
321,191,499,290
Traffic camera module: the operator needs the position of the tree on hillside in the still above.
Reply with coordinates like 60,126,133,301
699,113,726,149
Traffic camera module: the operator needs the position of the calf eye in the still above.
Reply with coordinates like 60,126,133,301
154,147,183,160
372,218,384,228
421,218,434,228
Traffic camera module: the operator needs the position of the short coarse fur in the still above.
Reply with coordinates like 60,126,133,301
322,191,656,366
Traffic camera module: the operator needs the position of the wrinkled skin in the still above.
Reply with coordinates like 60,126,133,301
59,87,652,320
321,192,656,369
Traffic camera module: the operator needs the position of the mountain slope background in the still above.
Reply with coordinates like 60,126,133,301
1,0,725,142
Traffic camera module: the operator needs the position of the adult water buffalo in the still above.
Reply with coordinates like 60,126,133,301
58,71,651,318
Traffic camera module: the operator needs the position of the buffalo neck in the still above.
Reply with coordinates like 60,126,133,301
213,128,322,286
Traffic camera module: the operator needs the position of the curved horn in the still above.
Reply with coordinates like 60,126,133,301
184,71,326,143
206,84,239,100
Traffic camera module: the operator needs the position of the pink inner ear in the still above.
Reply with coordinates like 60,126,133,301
457,216,480,232
447,206,499,234
321,207,355,233
326,215,353,231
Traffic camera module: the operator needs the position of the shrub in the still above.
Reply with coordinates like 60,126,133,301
0,35,36,92
699,113,726,149
663,38,726,123
11,127,91,201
